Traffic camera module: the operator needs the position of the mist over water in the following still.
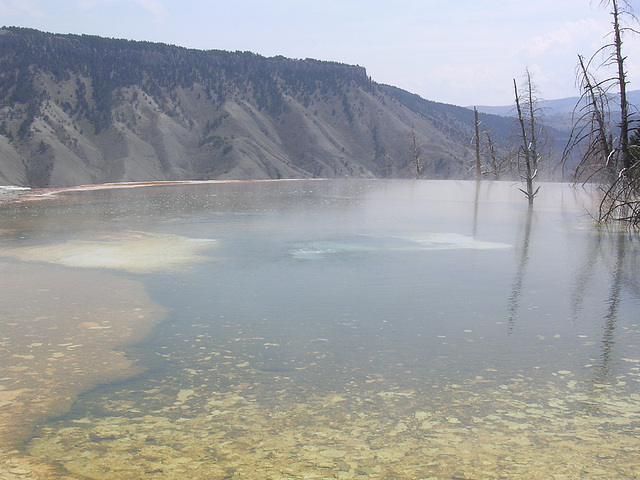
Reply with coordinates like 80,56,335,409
1,180,639,479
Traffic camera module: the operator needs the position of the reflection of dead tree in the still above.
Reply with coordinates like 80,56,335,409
592,231,626,391
570,226,602,320
472,179,482,237
507,206,533,331
570,225,639,396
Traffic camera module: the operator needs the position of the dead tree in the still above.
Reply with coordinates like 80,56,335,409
525,72,540,173
563,54,614,183
598,0,639,223
513,76,540,205
472,107,504,179
567,0,639,223
410,127,422,179
609,0,633,171
484,130,502,179
474,107,482,180
598,161,640,224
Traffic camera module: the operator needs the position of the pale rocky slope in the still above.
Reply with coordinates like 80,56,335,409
0,28,511,187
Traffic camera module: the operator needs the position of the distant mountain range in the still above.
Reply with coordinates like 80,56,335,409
0,27,609,188
475,90,640,120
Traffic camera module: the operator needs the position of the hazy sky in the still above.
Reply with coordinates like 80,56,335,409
1,0,639,106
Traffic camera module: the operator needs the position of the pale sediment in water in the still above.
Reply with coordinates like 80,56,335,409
0,262,167,479
1,180,639,479
289,233,511,259
0,192,216,478
0,231,217,274
24,340,640,479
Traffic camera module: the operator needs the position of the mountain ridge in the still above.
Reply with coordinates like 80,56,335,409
0,27,514,187
474,90,640,117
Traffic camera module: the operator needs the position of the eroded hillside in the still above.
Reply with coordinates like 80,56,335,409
0,27,510,187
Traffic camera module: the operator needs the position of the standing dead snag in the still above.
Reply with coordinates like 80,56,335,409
472,107,504,179
484,130,501,179
566,0,639,224
563,54,614,182
410,127,421,179
525,72,540,174
610,0,633,172
474,107,482,180
597,0,639,224
598,161,640,224
598,0,638,223
513,77,540,205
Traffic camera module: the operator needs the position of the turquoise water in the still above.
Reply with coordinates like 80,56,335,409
2,180,640,479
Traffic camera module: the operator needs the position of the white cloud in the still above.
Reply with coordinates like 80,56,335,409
77,0,112,9
133,0,167,19
77,0,168,19
521,19,608,57
0,0,47,19
417,63,514,107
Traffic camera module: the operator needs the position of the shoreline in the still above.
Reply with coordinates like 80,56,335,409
1,178,330,205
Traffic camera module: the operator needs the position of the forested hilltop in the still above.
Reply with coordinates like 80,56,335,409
0,27,512,187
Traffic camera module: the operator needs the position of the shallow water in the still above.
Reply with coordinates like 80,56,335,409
1,180,639,479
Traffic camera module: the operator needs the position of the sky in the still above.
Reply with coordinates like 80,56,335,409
1,0,639,107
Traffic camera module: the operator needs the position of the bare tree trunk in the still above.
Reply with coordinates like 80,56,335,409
525,70,539,172
611,0,632,170
562,54,615,183
564,1,639,223
596,0,638,223
485,131,500,179
579,54,613,168
474,107,482,180
514,79,538,205
410,127,421,179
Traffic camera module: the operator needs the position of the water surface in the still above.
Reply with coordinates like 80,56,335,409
1,180,639,479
